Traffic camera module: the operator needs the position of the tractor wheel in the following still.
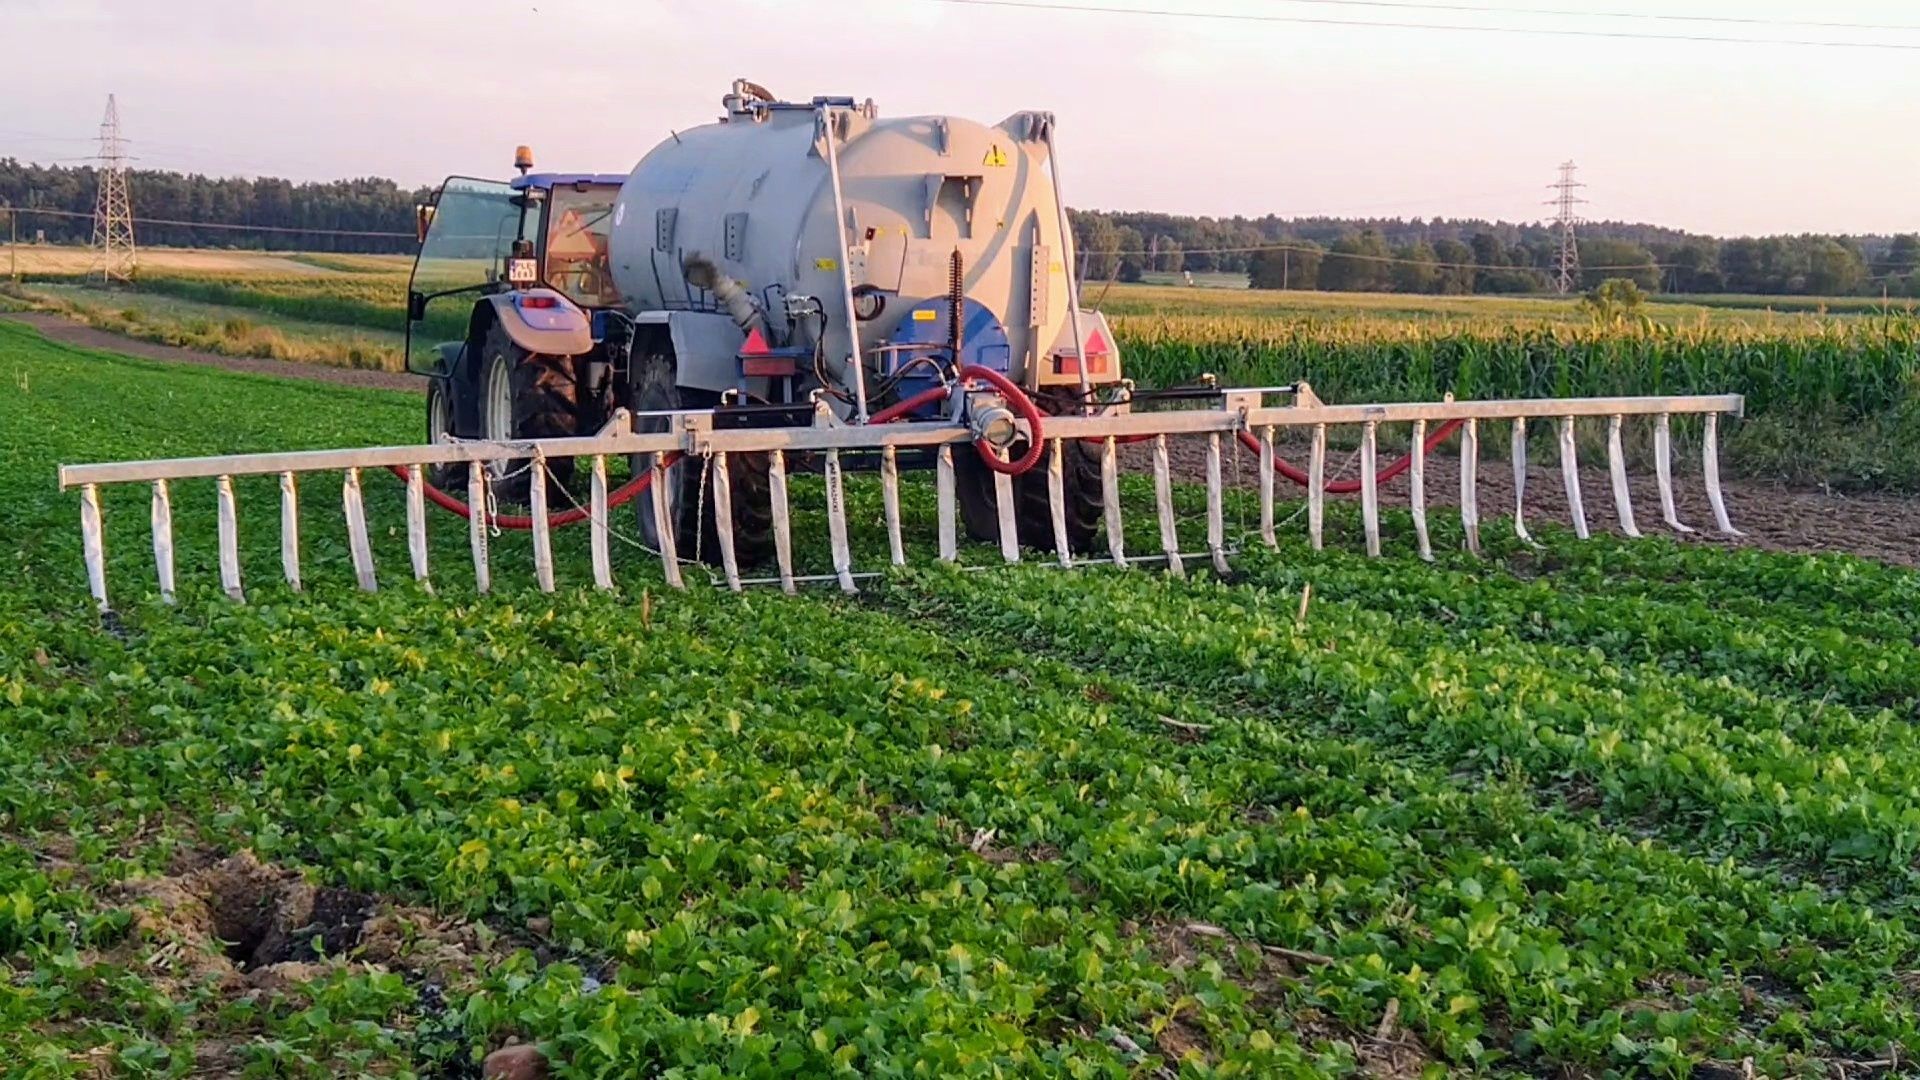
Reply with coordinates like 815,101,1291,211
955,435,1104,555
424,377,462,490
626,349,774,567
476,322,576,505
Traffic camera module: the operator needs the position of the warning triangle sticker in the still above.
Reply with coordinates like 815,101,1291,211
982,143,1009,167
740,326,771,355
1084,327,1109,356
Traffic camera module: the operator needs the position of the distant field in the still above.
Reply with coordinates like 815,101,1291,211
0,246,386,277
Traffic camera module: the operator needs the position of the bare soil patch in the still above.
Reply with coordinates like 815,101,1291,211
1128,434,1919,567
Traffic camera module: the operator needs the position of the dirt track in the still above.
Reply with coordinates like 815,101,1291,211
1129,433,1920,568
2,312,418,393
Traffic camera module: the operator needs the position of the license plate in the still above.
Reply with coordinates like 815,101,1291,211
506,258,537,284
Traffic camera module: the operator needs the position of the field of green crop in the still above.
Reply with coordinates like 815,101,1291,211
7,314,1920,1077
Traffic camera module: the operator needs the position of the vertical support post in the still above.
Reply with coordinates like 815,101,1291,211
1152,434,1183,578
80,483,107,613
1606,415,1641,538
467,462,491,595
1101,435,1125,566
825,448,858,593
279,471,302,592
1307,423,1326,551
1654,412,1693,533
343,467,377,592
1460,418,1481,556
529,457,554,593
1257,426,1276,549
406,464,431,591
1511,418,1535,545
993,448,1019,564
590,455,614,590
817,104,871,423
1703,412,1741,536
936,445,958,564
1047,438,1072,569
151,479,175,604
1359,421,1381,558
216,474,244,602
651,454,683,589
1205,432,1229,574
1558,416,1589,540
881,445,906,567
709,452,739,591
1042,121,1095,408
1410,419,1433,562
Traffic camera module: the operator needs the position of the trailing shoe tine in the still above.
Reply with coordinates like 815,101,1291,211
1047,439,1072,569
710,451,740,592
936,445,957,565
279,471,301,592
1258,425,1276,550
529,455,554,593
216,474,244,603
467,462,491,595
1460,417,1481,556
1511,418,1537,547
992,445,1019,565
881,445,906,568
80,483,107,614
1206,433,1229,575
825,448,858,593
1606,415,1641,538
1307,423,1326,551
151,478,175,604
1558,416,1589,541
768,449,795,594
1654,413,1693,533
1152,434,1183,578
590,455,614,590
1410,419,1432,562
1360,421,1381,558
1703,413,1742,537
651,453,683,589
343,467,377,592
406,464,431,592
1101,435,1126,567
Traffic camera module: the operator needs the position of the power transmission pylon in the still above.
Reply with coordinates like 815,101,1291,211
1546,160,1584,295
89,94,137,284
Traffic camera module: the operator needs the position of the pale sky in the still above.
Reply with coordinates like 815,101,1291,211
11,0,1920,236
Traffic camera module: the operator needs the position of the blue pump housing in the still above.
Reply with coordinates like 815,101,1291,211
884,298,1011,418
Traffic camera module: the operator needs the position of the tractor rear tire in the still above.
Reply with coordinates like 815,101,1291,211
627,350,774,567
955,435,1104,554
477,322,577,505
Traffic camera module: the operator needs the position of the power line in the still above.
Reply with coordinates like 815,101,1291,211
1250,0,1920,34
1109,236,1664,273
926,0,1920,50
15,204,412,238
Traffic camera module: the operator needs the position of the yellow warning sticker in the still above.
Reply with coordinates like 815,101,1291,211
814,257,839,271
912,309,938,322
983,144,1009,167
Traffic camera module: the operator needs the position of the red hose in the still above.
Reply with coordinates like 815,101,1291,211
868,383,953,425
391,455,671,531
959,365,1046,475
1233,418,1464,494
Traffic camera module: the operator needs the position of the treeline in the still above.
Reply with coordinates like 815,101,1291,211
0,161,424,253
1070,209,1920,298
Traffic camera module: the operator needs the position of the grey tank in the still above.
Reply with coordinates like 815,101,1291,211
607,93,1099,390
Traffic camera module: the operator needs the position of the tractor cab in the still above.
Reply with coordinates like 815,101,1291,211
404,149,624,376
404,149,626,456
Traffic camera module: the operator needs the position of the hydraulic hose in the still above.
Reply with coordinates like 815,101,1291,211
393,455,673,531
959,365,1046,476
1232,418,1465,494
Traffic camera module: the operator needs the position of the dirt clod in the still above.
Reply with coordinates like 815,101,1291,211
482,1043,551,1080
